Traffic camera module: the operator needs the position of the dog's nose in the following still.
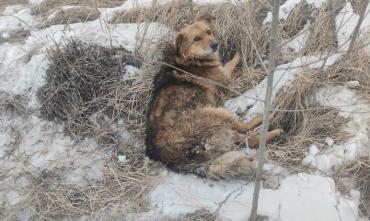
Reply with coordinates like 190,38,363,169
210,42,219,52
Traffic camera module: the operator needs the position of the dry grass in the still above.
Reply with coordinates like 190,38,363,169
326,49,370,93
0,0,27,10
350,0,362,14
37,40,141,141
170,209,218,221
38,6,101,27
9,0,370,219
2,149,159,220
280,1,315,39
303,1,339,54
111,0,271,66
334,158,370,218
268,48,370,171
267,70,349,171
0,92,27,115
32,0,126,16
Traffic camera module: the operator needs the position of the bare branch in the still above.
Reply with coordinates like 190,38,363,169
250,0,281,220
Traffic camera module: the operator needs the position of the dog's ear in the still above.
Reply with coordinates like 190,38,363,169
195,15,215,24
175,33,184,53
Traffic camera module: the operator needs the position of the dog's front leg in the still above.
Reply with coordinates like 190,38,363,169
223,52,240,79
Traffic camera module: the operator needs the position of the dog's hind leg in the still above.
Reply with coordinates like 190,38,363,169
206,150,257,180
246,129,283,149
201,107,262,133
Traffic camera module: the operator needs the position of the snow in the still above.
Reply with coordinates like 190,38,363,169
314,86,370,171
124,65,141,79
1,5,27,16
1,0,370,220
225,53,341,118
6,191,22,206
345,80,360,89
26,21,169,53
281,22,311,55
148,172,362,221
303,144,320,166
225,0,370,119
336,2,359,51
0,8,34,33
0,2,169,212
28,0,45,5
325,137,335,146
118,155,127,162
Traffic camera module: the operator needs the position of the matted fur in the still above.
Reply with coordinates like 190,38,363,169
145,17,282,179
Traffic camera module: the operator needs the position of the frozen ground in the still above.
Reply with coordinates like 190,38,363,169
1,0,370,220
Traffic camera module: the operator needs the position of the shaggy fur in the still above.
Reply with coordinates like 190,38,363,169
145,16,282,179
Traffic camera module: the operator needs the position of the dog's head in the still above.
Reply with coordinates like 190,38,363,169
175,15,219,61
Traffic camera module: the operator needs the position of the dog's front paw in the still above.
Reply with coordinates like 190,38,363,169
232,51,241,64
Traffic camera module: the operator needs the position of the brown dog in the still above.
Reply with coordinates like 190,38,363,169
145,16,282,179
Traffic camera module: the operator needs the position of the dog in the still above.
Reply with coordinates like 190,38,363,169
145,15,282,179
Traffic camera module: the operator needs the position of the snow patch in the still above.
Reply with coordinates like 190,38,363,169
147,172,361,221
26,21,169,52
303,144,320,166
124,65,141,79
0,8,34,32
281,22,311,55
225,53,341,119
314,86,370,171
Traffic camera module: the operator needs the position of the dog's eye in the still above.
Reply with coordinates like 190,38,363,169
194,36,202,42
206,30,212,35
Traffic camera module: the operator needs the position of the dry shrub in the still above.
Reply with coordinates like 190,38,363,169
39,6,101,27
335,158,370,218
32,0,125,16
37,39,141,140
33,39,164,219
112,0,271,67
268,70,349,170
303,1,339,54
280,1,315,39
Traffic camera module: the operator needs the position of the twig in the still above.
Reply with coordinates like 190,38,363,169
250,0,280,220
